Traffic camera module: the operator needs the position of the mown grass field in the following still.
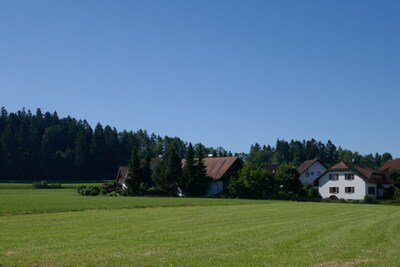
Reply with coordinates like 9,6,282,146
1,186,400,266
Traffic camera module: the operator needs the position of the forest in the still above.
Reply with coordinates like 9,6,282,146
0,107,393,182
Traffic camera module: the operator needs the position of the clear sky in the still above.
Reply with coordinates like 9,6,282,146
1,0,399,156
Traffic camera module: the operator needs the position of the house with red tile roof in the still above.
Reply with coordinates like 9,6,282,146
297,159,327,184
116,156,241,196
317,162,392,200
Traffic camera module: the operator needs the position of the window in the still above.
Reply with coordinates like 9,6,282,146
329,174,339,181
317,171,321,176
345,187,355,193
305,171,310,177
368,187,376,195
345,174,354,180
329,187,339,194
310,171,315,176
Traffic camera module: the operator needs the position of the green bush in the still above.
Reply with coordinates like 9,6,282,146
394,188,400,201
33,181,62,189
364,195,378,204
33,180,49,189
77,185,100,196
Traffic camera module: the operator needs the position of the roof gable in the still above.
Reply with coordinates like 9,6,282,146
203,157,239,180
380,158,400,172
297,159,326,174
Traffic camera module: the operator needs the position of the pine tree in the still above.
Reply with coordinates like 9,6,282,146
125,146,141,196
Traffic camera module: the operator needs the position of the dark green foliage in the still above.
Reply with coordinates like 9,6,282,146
77,185,100,196
152,144,182,196
303,184,321,198
140,154,153,193
388,169,400,188
100,182,117,195
246,139,389,170
32,180,62,189
275,164,302,195
125,147,141,196
0,107,194,182
180,143,196,196
227,164,275,199
364,195,378,204
394,188,400,201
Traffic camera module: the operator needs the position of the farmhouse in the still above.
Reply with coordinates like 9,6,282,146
380,158,400,172
317,161,392,200
297,159,327,184
115,156,241,196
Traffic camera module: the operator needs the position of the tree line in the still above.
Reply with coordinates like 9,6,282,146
0,107,394,182
124,143,209,197
246,139,393,169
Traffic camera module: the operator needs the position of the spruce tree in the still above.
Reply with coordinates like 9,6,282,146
153,144,182,196
193,143,209,196
140,154,152,194
125,146,141,196
180,143,196,196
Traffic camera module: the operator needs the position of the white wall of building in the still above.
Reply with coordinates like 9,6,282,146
319,171,369,200
299,162,327,184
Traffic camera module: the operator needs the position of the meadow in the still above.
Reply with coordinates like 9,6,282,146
1,186,400,266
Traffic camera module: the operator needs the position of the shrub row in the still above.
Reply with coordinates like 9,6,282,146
77,182,122,196
32,180,62,189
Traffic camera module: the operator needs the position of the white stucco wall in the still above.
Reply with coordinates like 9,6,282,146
207,181,224,196
299,162,327,184
319,171,369,200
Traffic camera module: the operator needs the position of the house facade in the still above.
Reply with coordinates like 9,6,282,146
318,162,392,200
297,159,327,184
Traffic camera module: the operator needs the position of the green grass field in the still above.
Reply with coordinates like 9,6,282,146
1,186,400,266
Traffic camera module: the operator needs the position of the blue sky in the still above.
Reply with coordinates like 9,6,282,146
1,0,399,156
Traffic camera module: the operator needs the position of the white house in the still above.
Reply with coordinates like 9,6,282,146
297,159,327,184
317,162,392,200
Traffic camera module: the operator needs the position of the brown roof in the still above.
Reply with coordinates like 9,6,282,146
330,162,349,170
203,157,239,180
380,158,400,172
328,161,391,184
297,159,326,174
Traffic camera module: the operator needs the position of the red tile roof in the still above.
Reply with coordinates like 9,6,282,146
329,161,391,184
380,158,400,172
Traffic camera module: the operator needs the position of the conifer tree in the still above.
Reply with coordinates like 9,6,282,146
140,154,152,194
153,144,182,196
125,146,141,196
192,143,209,196
180,143,196,196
